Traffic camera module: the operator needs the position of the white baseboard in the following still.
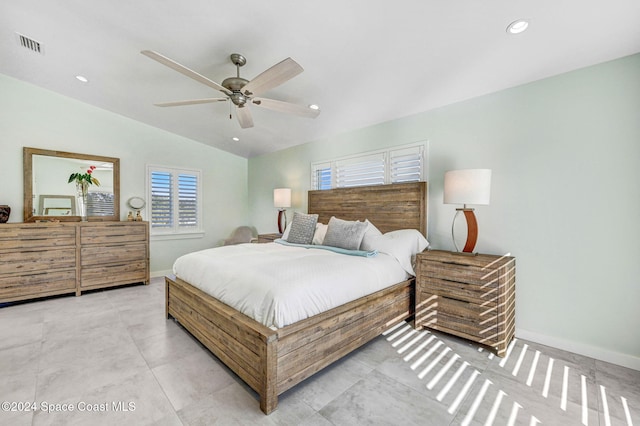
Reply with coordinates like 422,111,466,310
516,327,640,371
150,270,173,278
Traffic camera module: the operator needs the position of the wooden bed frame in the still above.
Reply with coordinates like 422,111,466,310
165,182,427,414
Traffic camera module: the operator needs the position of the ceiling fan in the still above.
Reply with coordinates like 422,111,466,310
141,50,320,129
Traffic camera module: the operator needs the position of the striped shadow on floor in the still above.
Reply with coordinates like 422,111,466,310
382,321,637,426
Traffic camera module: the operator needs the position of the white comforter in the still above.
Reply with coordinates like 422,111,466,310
172,242,410,329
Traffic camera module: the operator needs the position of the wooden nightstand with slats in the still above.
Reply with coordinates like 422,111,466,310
256,233,281,243
415,250,516,356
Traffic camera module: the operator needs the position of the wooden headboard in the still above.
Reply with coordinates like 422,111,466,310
308,182,427,236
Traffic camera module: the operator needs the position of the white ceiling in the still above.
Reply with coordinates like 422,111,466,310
2,1,639,158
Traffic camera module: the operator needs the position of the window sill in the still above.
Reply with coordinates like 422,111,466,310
151,231,205,241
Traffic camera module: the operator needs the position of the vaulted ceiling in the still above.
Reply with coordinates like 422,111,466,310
2,1,639,157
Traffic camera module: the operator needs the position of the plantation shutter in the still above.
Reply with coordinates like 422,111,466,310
150,171,173,229
311,162,332,190
178,173,198,227
335,153,385,188
148,165,202,236
310,142,426,190
390,145,423,183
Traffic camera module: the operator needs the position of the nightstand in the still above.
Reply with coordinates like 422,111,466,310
415,250,516,356
256,233,282,243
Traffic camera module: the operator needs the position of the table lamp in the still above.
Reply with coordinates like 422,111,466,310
273,188,291,234
444,169,492,254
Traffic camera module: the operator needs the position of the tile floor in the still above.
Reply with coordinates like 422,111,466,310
0,277,638,425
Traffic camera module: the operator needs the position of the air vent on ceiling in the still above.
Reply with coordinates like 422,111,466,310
16,33,43,54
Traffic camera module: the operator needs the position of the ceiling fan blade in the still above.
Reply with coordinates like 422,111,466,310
236,106,254,129
154,98,228,107
141,50,231,95
242,57,303,96
252,97,320,118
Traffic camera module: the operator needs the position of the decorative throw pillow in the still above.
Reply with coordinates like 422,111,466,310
322,216,369,250
286,212,319,245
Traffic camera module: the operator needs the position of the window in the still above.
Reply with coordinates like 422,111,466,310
390,145,423,183
310,142,427,190
147,165,203,238
336,153,385,188
312,162,332,190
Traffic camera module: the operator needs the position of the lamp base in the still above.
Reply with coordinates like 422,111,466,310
451,208,479,254
450,250,479,256
277,209,287,234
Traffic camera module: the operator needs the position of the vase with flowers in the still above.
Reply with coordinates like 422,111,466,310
68,166,100,221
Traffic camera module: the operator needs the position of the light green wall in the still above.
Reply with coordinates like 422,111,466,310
2,53,638,368
248,54,640,369
0,74,249,274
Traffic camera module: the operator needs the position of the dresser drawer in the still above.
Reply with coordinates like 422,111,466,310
420,291,497,341
0,270,76,301
81,243,147,266
80,223,147,245
0,225,76,250
80,260,147,288
0,248,77,275
417,275,498,306
418,259,501,288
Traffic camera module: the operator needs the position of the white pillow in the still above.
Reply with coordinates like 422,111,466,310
359,220,383,251
282,222,292,240
312,223,328,245
364,229,429,276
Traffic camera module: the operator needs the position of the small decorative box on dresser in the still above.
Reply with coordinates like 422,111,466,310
0,221,149,303
415,250,516,356
257,233,281,243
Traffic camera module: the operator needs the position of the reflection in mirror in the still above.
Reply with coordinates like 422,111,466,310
38,195,76,215
24,147,120,222
33,155,115,216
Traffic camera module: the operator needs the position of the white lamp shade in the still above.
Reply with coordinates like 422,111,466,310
444,169,492,206
273,188,291,208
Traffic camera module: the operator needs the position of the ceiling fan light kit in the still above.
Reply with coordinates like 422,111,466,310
141,50,320,129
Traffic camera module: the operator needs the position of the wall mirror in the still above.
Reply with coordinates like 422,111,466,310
23,147,120,222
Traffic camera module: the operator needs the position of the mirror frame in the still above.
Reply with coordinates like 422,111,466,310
23,147,120,222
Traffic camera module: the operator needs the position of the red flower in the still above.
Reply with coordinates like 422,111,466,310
68,165,100,186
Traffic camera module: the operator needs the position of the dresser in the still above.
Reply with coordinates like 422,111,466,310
0,223,77,302
78,222,149,293
0,221,149,303
415,250,516,356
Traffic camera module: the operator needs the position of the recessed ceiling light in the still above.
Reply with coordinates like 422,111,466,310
75,75,89,83
232,137,239,142
309,104,320,110
507,19,529,35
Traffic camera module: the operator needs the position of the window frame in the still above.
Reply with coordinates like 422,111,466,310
310,141,427,190
146,164,204,240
